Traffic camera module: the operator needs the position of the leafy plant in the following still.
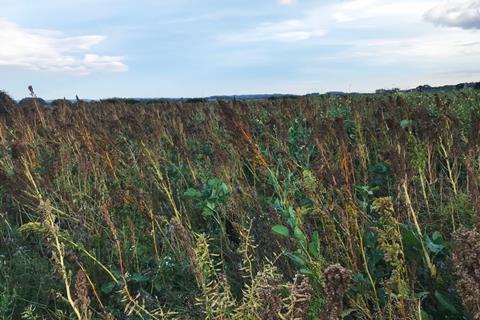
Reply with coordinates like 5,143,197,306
185,178,230,218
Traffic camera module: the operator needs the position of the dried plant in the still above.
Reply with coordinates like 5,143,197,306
234,263,284,319
193,234,236,319
169,218,203,286
40,200,83,320
2,90,480,318
74,269,92,320
320,264,352,320
283,275,314,320
372,197,413,318
452,228,480,319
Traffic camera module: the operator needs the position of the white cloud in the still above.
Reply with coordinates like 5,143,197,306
221,0,436,44
296,0,480,65
348,30,480,63
220,17,326,43
424,0,480,29
0,18,127,74
332,0,437,23
278,0,295,5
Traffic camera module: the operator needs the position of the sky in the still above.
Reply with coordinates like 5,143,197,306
0,0,479,99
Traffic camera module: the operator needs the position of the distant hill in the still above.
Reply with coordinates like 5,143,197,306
92,81,480,102
4,81,480,105
376,81,480,94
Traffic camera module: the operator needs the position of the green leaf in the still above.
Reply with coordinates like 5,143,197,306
299,268,313,276
287,216,296,229
287,206,296,223
370,162,388,174
435,291,459,314
414,291,430,299
271,225,290,237
205,201,216,212
432,231,443,243
201,207,214,217
400,119,412,130
425,234,445,254
101,282,116,294
218,182,229,196
130,273,150,283
207,178,222,188
286,252,306,267
184,188,202,198
293,226,306,242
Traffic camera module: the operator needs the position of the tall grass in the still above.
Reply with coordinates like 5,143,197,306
0,90,480,319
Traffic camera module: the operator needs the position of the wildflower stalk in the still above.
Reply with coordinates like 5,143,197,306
401,180,436,277
41,200,82,320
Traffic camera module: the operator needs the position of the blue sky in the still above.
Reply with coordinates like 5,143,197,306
0,0,479,99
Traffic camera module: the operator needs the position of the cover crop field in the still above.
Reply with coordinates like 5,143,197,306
1,90,480,319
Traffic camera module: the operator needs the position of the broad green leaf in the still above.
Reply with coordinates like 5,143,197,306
425,234,445,254
271,225,290,237
286,252,306,267
184,188,202,198
293,226,306,242
300,268,313,276
205,201,216,212
400,119,412,129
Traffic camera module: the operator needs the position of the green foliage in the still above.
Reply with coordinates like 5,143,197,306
271,224,290,237
400,119,413,130
0,230,61,319
288,117,317,167
185,178,230,217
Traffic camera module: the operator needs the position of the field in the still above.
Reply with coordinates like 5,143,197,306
1,90,480,319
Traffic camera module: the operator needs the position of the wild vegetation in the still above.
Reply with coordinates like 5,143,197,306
1,89,480,319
